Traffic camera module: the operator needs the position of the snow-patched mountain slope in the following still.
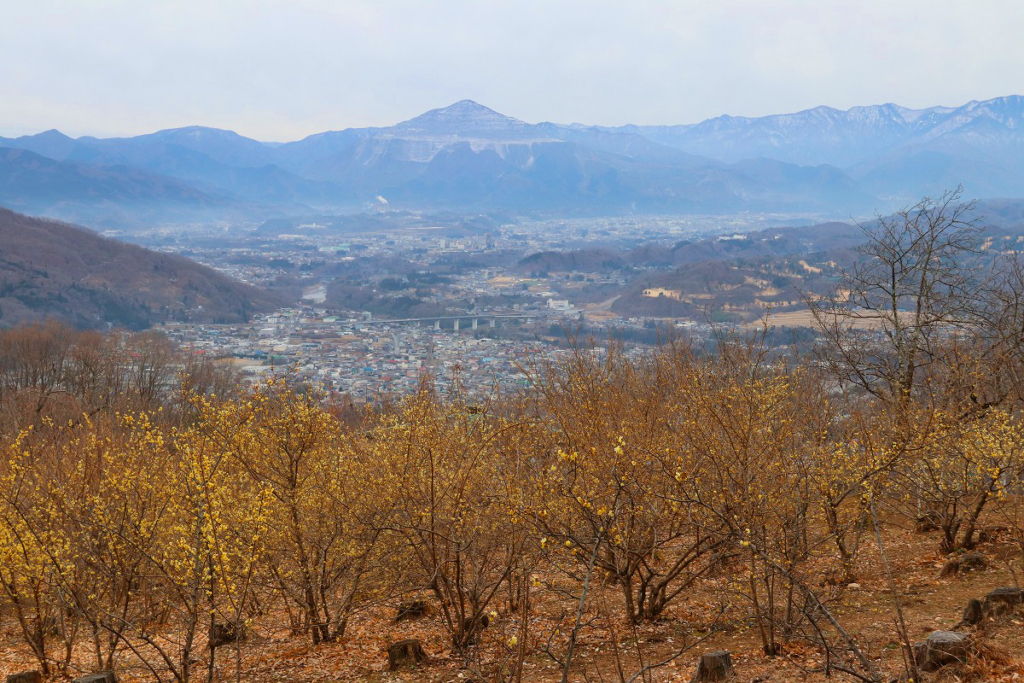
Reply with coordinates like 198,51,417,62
389,100,548,141
3,96,1024,222
589,95,1024,170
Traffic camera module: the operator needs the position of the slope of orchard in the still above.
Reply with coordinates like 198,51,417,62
1,321,1023,682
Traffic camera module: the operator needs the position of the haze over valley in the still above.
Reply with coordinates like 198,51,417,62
3,93,1024,395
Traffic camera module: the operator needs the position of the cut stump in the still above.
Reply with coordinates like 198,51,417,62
962,598,984,626
72,674,118,683
913,631,971,672
388,639,428,670
690,650,736,682
939,552,986,577
983,586,1023,617
6,673,43,683
209,621,244,649
395,599,433,622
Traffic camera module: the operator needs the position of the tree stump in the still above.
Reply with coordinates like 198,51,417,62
210,621,244,649
72,674,117,683
913,631,971,672
690,651,736,682
977,525,1009,544
72,673,118,683
939,552,986,577
395,599,433,622
388,639,428,670
962,598,984,626
915,511,942,533
983,586,1023,617
453,614,490,647
6,672,43,683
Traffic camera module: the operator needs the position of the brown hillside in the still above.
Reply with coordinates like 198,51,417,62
0,207,282,328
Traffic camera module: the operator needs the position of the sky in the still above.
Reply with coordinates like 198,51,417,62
3,0,1023,141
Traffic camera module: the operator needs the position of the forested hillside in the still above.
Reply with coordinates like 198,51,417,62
0,208,280,328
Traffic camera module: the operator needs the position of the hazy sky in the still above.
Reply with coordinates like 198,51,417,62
3,0,1023,141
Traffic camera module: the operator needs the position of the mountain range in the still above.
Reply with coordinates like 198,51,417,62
2,96,1024,226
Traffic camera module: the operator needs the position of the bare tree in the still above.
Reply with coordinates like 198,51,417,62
809,186,983,409
970,253,1024,410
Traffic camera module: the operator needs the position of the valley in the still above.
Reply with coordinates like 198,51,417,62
4,5,1024,681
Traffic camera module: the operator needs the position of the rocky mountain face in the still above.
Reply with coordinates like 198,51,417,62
2,96,1022,227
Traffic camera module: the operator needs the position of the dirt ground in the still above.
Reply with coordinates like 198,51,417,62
3,523,1024,682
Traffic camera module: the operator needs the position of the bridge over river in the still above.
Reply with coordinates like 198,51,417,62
354,313,542,331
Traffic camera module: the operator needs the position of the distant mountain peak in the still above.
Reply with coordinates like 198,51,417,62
35,129,72,139
149,125,249,140
391,99,536,139
406,99,514,121
444,99,498,112
0,128,79,161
